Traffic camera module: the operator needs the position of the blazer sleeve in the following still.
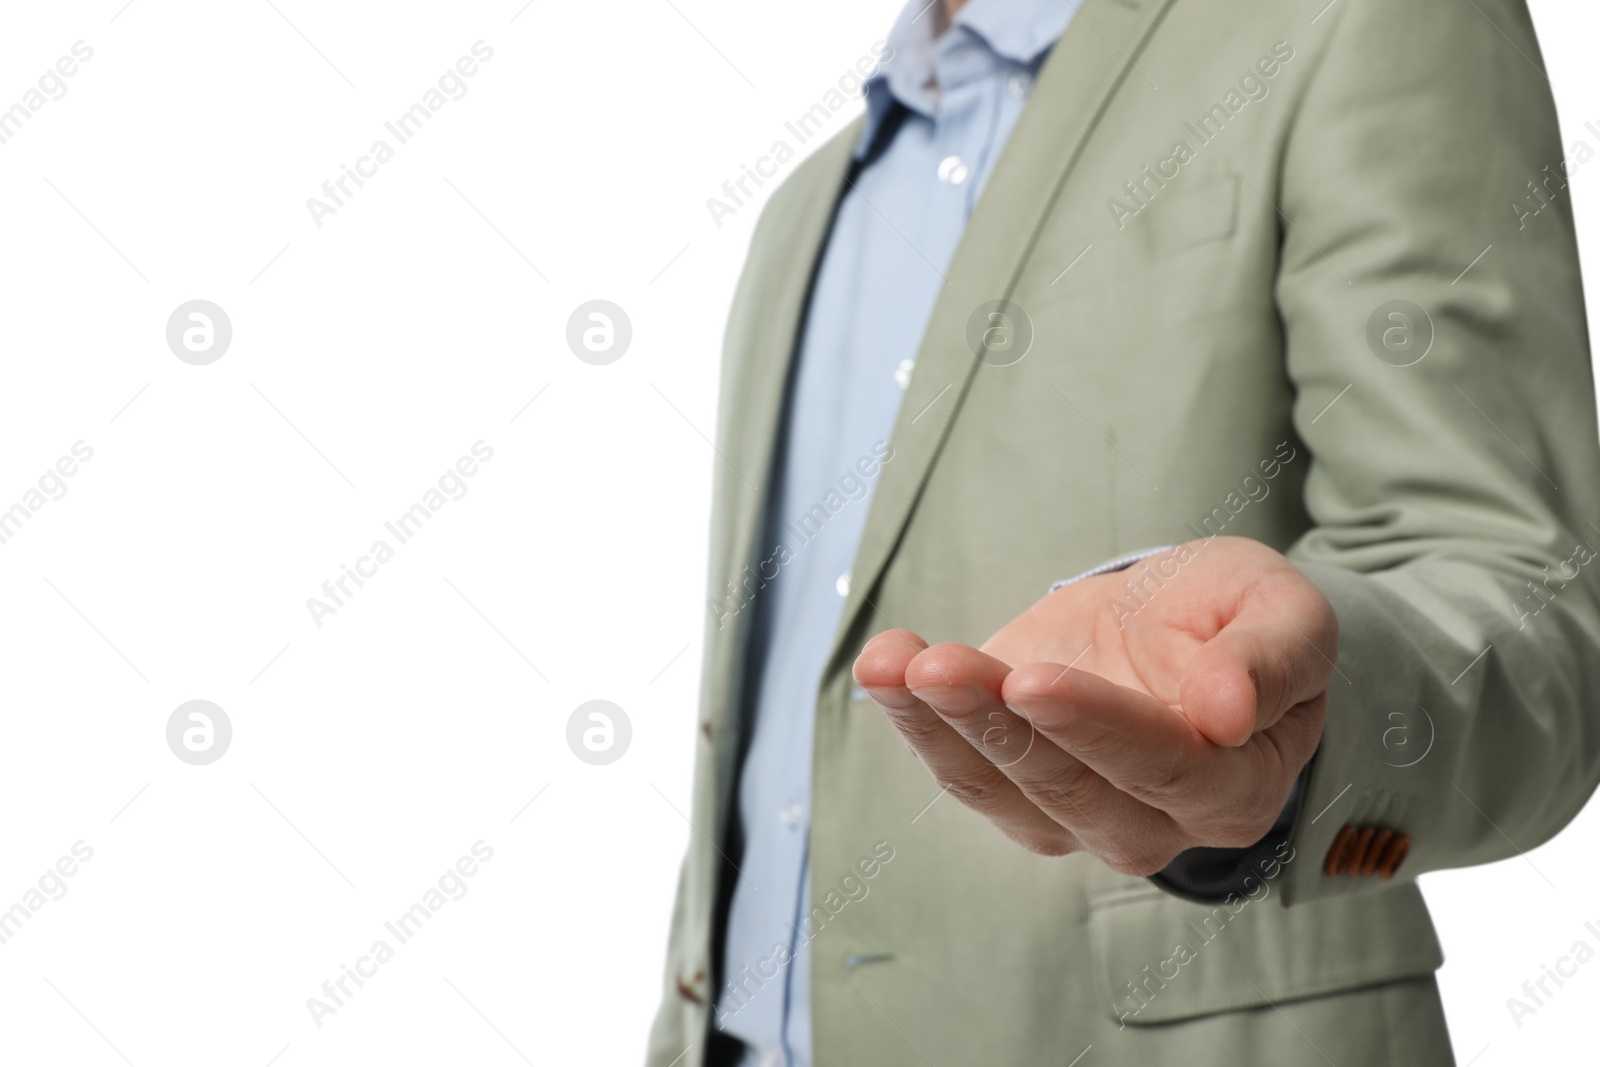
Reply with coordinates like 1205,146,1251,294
1272,0,1600,905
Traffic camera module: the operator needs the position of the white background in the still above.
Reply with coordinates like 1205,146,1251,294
0,1,1596,1064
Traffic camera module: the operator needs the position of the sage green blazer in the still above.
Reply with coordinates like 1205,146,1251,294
649,0,1600,1063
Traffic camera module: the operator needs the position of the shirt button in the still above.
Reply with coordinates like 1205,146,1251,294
1008,72,1032,99
937,154,969,185
779,801,805,828
836,572,851,597
759,1050,784,1067
894,358,915,390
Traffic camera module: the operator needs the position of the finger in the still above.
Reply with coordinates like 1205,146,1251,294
856,633,1079,855
904,642,1039,769
1251,693,1328,796
853,628,933,691
1010,663,1323,846
1003,662,1228,814
1181,578,1338,746
908,644,1184,873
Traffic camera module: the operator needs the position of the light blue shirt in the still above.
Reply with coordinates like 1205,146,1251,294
717,3,1081,1064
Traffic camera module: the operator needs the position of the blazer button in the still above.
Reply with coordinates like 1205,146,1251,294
1323,822,1412,879
1360,828,1395,877
1376,832,1412,879
1323,824,1357,876
675,970,705,1006
1348,826,1377,873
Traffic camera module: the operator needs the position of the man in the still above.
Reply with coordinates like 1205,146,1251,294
650,0,1600,1063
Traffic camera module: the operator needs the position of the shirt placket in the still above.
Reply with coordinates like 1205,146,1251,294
931,45,1003,218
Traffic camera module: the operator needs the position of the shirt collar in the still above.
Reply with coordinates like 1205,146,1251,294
855,0,1078,158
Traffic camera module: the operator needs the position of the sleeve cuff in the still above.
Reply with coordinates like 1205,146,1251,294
1049,546,1174,592
1147,765,1309,904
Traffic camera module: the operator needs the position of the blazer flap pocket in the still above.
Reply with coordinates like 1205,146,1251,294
1088,883,1444,1026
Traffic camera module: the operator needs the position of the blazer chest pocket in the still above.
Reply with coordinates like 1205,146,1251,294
1134,171,1240,261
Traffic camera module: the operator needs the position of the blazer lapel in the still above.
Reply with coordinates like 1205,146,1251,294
704,120,863,752
826,0,1180,670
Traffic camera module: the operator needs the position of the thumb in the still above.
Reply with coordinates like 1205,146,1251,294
1179,589,1337,747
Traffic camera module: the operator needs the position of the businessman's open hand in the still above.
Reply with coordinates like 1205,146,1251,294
853,537,1334,874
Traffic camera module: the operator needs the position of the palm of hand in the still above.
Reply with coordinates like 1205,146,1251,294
856,537,1335,870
